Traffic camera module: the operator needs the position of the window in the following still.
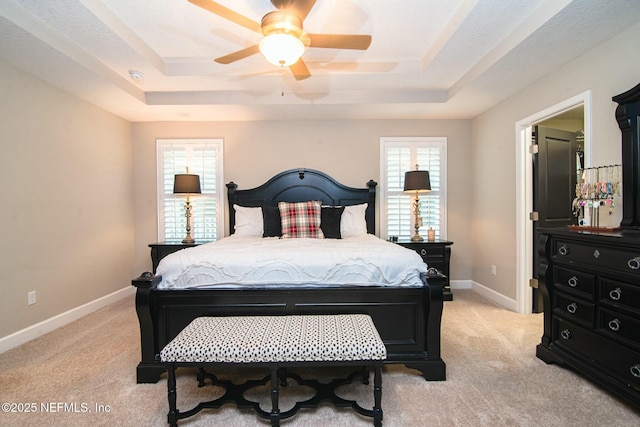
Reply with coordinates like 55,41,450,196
157,139,224,241
380,137,447,241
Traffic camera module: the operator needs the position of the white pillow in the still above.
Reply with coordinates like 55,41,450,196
340,203,368,238
234,205,263,237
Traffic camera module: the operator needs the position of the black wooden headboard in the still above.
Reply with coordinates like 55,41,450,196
227,168,377,235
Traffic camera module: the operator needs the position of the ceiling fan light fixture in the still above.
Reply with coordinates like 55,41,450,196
259,33,305,67
192,1,371,80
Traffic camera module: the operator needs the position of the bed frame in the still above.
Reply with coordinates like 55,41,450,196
132,168,445,383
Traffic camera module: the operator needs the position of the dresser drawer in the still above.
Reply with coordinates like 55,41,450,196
554,239,640,276
552,292,594,327
553,317,640,390
599,278,640,314
421,256,445,270
553,266,595,299
598,308,640,349
404,243,445,259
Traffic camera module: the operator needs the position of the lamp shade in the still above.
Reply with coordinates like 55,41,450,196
173,174,201,194
404,170,431,192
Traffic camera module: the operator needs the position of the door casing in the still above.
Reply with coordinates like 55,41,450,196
514,91,591,314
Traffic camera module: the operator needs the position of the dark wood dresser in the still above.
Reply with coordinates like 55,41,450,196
536,83,640,409
536,228,640,408
396,240,453,300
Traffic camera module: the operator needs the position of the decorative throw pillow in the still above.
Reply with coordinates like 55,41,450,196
278,200,325,239
233,205,263,237
262,205,282,237
320,206,345,239
340,203,368,238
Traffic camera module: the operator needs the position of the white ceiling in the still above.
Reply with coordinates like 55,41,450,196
1,0,640,122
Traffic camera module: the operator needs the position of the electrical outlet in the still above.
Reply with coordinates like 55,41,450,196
28,291,37,305
491,265,497,275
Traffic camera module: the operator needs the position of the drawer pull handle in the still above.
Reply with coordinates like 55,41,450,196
558,245,569,256
608,318,621,332
420,249,427,256
628,257,640,270
566,303,577,314
560,329,571,340
631,365,640,378
609,287,622,301
568,276,578,287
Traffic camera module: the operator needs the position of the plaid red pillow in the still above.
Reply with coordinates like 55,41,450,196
278,200,325,239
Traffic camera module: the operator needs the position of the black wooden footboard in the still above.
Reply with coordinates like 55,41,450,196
132,272,446,383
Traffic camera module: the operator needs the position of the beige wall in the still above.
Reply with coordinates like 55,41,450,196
6,19,638,341
132,120,473,279
470,21,640,300
0,61,134,338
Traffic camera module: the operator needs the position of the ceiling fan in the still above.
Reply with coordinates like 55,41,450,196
188,0,372,80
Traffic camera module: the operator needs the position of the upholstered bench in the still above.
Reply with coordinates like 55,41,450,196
160,314,387,426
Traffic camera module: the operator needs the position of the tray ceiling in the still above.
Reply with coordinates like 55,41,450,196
1,0,639,121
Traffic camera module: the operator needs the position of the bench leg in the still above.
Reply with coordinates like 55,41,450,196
167,363,179,427
269,367,281,427
373,364,383,427
360,365,370,384
277,367,288,386
196,367,206,386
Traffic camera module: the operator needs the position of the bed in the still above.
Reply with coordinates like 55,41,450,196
132,168,446,383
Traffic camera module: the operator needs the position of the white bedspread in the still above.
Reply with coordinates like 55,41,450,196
156,234,428,289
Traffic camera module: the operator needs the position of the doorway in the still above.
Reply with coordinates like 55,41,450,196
514,91,591,314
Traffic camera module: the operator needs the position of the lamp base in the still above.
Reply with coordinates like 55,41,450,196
182,236,195,244
411,234,424,242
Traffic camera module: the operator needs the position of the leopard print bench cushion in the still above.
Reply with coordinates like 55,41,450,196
160,314,387,363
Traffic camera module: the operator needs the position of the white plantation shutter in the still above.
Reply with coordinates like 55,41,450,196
385,145,412,239
380,137,447,241
157,139,224,241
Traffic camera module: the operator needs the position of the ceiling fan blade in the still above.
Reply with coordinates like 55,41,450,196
308,34,372,50
214,45,260,64
290,58,311,80
290,0,317,20
188,0,261,33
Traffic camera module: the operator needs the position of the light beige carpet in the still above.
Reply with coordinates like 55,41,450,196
1,290,638,426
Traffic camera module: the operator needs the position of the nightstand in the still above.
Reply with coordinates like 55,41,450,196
149,240,210,273
396,239,454,301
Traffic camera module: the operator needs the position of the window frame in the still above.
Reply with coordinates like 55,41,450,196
156,138,224,242
379,136,447,241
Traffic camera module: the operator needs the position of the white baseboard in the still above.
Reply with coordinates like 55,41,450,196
450,279,473,290
0,280,518,354
466,280,518,312
0,286,135,354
